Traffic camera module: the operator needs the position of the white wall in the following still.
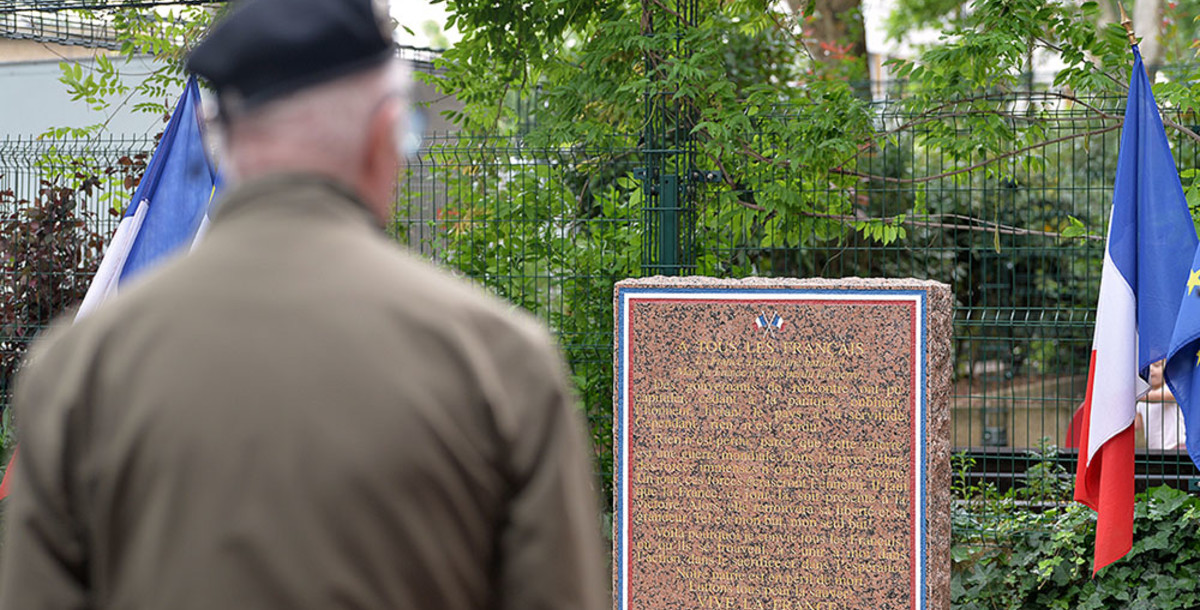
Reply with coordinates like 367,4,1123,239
0,53,164,139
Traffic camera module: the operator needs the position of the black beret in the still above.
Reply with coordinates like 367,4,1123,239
186,0,394,113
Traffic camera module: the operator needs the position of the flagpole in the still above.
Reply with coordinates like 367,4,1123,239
1117,1,1137,48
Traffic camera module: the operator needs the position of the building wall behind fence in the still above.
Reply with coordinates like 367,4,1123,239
1,94,1196,522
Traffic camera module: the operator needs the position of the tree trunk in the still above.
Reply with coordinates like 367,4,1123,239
1132,0,1162,75
785,0,866,61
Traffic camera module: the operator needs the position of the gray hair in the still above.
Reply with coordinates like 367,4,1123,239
218,59,409,185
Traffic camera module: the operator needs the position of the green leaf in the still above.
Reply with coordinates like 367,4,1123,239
1060,216,1087,239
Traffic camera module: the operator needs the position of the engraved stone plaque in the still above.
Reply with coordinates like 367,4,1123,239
613,277,952,610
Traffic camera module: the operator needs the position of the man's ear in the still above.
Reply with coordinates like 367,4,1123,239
359,100,403,223
364,100,401,173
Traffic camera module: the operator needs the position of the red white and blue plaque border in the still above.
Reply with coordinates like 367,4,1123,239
614,287,929,610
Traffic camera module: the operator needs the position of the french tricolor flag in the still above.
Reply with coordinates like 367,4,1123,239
0,76,217,500
1074,45,1198,573
755,313,784,331
75,76,217,318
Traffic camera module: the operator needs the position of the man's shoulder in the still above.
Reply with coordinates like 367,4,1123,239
36,218,558,375
366,248,556,353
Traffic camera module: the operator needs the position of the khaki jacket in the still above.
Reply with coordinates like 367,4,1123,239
0,175,607,610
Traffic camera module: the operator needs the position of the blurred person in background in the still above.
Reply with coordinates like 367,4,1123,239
1135,359,1186,451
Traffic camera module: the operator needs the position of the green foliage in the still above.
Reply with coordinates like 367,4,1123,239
436,0,1186,279
953,446,1200,608
1059,214,1088,239
1181,168,1200,236
58,53,128,114
0,174,106,392
892,0,1200,80
49,5,217,138
864,0,1158,375
1161,0,1200,72
854,214,907,244
0,147,148,507
400,142,644,499
427,1,1190,475
886,0,966,41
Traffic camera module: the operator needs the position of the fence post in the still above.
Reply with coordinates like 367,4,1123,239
656,174,681,273
639,0,698,277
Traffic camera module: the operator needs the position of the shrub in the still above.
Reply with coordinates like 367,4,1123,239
953,449,1200,609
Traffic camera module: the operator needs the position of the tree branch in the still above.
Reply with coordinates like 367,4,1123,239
1163,118,1200,146
766,8,819,65
648,0,689,25
892,90,1120,121
829,124,1121,184
715,202,1103,242
836,105,1121,169
799,211,1104,241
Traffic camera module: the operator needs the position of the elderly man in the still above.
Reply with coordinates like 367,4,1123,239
0,1,607,609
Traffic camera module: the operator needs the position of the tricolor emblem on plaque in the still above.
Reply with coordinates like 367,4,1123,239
754,311,785,335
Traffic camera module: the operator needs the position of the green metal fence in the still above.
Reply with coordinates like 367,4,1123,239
0,136,144,432
394,92,1199,509
2,93,1198,519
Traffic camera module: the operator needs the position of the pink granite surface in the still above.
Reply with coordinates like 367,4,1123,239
613,277,952,610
